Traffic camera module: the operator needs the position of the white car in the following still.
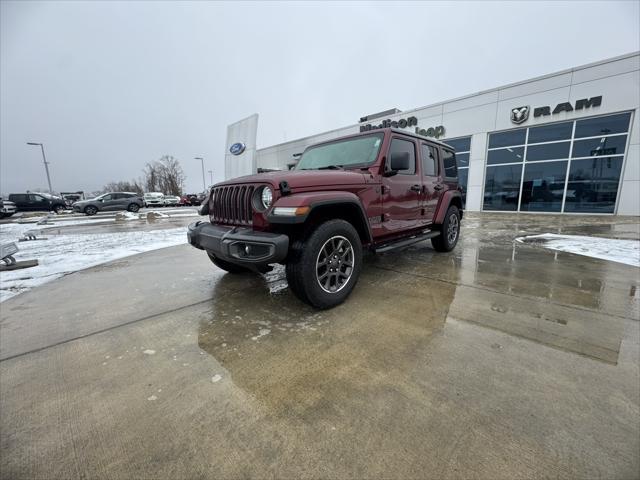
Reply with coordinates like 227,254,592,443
0,197,17,218
144,192,165,208
163,195,180,207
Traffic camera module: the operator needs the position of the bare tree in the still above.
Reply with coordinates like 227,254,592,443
101,180,144,194
142,155,185,195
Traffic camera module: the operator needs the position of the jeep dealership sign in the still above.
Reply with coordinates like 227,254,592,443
359,115,446,139
510,96,602,124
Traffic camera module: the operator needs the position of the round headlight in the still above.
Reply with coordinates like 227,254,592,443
261,186,273,209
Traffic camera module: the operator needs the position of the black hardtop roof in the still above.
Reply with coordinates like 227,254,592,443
311,128,454,149
386,128,453,148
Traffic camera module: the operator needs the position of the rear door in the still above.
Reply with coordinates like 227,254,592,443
114,193,130,210
381,136,422,234
420,142,444,222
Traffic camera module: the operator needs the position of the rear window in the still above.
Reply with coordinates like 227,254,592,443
442,149,458,178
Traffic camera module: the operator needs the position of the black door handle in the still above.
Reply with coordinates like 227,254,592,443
410,185,422,192
434,184,444,191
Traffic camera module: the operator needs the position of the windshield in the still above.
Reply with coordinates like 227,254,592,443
296,133,384,170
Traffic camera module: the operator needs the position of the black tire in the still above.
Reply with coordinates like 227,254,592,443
431,205,461,252
285,219,362,309
53,204,65,214
127,203,140,213
84,205,98,216
207,253,250,274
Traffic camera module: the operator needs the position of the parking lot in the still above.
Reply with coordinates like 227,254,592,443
0,213,638,479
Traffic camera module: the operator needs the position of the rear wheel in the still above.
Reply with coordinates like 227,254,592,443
207,253,250,274
127,203,140,212
286,219,362,309
84,205,98,216
431,205,460,252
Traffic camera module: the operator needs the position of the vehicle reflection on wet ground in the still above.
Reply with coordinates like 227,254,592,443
0,213,638,479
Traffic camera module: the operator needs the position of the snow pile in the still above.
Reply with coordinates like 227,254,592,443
0,227,186,302
516,233,640,267
115,211,143,221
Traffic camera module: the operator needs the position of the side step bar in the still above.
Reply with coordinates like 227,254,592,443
373,230,440,253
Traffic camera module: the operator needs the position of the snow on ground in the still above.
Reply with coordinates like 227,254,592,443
516,233,640,267
0,222,186,302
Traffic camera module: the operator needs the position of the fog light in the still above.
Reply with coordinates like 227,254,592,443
245,245,251,255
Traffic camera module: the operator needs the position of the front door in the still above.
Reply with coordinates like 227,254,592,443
100,194,118,211
28,194,49,212
381,137,422,234
420,142,444,222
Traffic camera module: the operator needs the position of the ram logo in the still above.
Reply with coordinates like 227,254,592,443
510,106,530,124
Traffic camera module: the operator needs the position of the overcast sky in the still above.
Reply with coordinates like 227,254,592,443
1,0,638,195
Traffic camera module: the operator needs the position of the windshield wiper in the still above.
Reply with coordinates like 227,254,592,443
316,165,343,170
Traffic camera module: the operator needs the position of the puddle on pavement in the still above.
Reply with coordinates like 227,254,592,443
198,266,456,418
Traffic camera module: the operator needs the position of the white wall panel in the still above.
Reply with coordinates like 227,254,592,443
617,180,640,215
498,73,572,101
572,54,640,85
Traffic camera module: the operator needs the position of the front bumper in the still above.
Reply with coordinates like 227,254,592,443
187,221,289,267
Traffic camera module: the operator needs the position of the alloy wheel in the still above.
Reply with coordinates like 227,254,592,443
447,214,459,245
316,235,355,293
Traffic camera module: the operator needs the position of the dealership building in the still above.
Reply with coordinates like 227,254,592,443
225,52,639,216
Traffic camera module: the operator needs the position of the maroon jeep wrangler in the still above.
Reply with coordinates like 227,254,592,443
188,128,463,309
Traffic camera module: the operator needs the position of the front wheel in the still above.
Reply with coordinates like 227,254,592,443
127,203,140,212
54,205,65,214
84,206,98,216
286,219,362,309
431,205,461,252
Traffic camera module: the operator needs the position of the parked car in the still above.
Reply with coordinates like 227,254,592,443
8,192,67,214
163,195,180,207
179,195,192,206
188,128,463,309
144,192,165,208
61,191,85,207
73,192,144,216
182,194,201,206
0,197,17,218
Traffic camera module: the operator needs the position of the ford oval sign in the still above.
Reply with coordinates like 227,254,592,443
229,142,246,155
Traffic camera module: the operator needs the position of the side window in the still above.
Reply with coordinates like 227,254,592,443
102,194,112,201
388,138,416,175
442,149,458,178
421,144,439,177
112,193,124,200
29,194,44,202
12,194,26,202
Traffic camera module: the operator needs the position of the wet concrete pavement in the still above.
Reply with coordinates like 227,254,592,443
1,213,639,479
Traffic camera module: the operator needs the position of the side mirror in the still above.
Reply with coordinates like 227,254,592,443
386,151,410,176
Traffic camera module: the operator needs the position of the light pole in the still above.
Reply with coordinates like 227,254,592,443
27,142,53,193
208,170,213,185
195,157,206,191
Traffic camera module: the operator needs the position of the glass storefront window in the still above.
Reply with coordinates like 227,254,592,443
487,147,525,165
572,135,627,158
526,142,570,161
520,161,568,212
488,128,526,148
483,164,522,211
528,121,573,143
574,112,632,138
483,112,630,213
456,152,470,168
564,157,623,213
444,137,471,152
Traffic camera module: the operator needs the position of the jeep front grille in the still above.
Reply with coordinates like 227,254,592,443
211,185,255,225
